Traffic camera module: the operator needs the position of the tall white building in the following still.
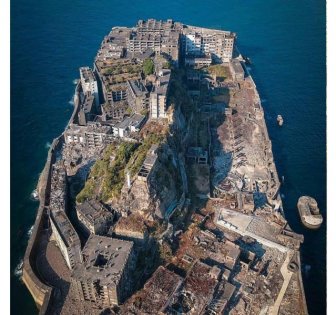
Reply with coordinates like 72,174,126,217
183,27,235,63
79,67,100,107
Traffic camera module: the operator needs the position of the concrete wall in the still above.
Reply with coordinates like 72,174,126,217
22,135,64,314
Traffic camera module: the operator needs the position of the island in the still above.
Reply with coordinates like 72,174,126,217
22,18,308,315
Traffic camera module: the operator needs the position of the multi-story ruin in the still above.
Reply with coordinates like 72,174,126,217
127,19,183,65
182,25,235,63
48,162,82,270
50,210,82,270
79,67,99,107
76,199,114,235
71,235,135,307
149,69,171,119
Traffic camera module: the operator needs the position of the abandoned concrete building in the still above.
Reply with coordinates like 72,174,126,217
166,261,219,314
186,147,208,164
48,163,82,270
78,94,95,126
137,144,159,181
112,113,145,138
182,26,235,63
64,122,114,147
126,79,149,112
76,199,114,235
120,265,183,314
49,162,68,212
185,53,212,67
79,67,99,106
50,210,82,270
149,69,171,119
127,19,183,65
71,235,135,307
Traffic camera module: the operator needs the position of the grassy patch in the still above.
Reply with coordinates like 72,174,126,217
76,142,137,203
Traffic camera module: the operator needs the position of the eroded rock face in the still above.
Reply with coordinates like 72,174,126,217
119,143,180,219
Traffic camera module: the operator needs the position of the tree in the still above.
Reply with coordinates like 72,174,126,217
143,58,155,76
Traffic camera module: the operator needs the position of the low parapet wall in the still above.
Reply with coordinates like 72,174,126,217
22,135,64,314
297,253,309,314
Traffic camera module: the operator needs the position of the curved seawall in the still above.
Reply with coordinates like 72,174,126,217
22,135,63,313
21,82,81,314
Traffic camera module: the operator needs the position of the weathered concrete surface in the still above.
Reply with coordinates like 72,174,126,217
269,251,293,315
22,136,63,314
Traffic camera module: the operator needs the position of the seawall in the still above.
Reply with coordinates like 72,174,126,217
22,82,81,314
22,135,63,313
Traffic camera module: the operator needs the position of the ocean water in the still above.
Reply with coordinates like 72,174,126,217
10,0,326,314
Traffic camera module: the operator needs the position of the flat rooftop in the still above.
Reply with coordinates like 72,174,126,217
80,67,96,83
77,200,112,225
51,210,80,248
72,235,133,285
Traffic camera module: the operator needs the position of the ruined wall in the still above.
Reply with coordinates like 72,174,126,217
22,135,64,314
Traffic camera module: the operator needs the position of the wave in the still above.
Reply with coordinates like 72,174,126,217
73,79,79,85
45,141,51,149
30,189,39,201
14,260,23,278
261,99,268,103
246,66,252,72
69,95,75,105
27,225,34,237
280,193,285,199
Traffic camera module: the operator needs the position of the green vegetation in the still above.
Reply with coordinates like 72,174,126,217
143,58,155,76
103,64,142,76
140,108,149,116
76,134,165,203
163,61,171,69
125,107,133,115
126,133,164,176
207,64,230,79
76,142,137,203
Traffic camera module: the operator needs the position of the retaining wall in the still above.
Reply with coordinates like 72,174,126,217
22,135,64,314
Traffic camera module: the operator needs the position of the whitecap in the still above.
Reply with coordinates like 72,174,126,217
30,189,39,201
27,225,34,237
45,142,51,149
73,79,79,85
14,260,23,278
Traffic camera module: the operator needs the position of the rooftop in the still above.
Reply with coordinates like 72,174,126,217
121,266,183,314
79,67,96,83
76,200,113,225
72,235,133,285
50,210,81,248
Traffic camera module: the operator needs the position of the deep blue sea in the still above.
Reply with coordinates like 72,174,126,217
10,0,326,314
